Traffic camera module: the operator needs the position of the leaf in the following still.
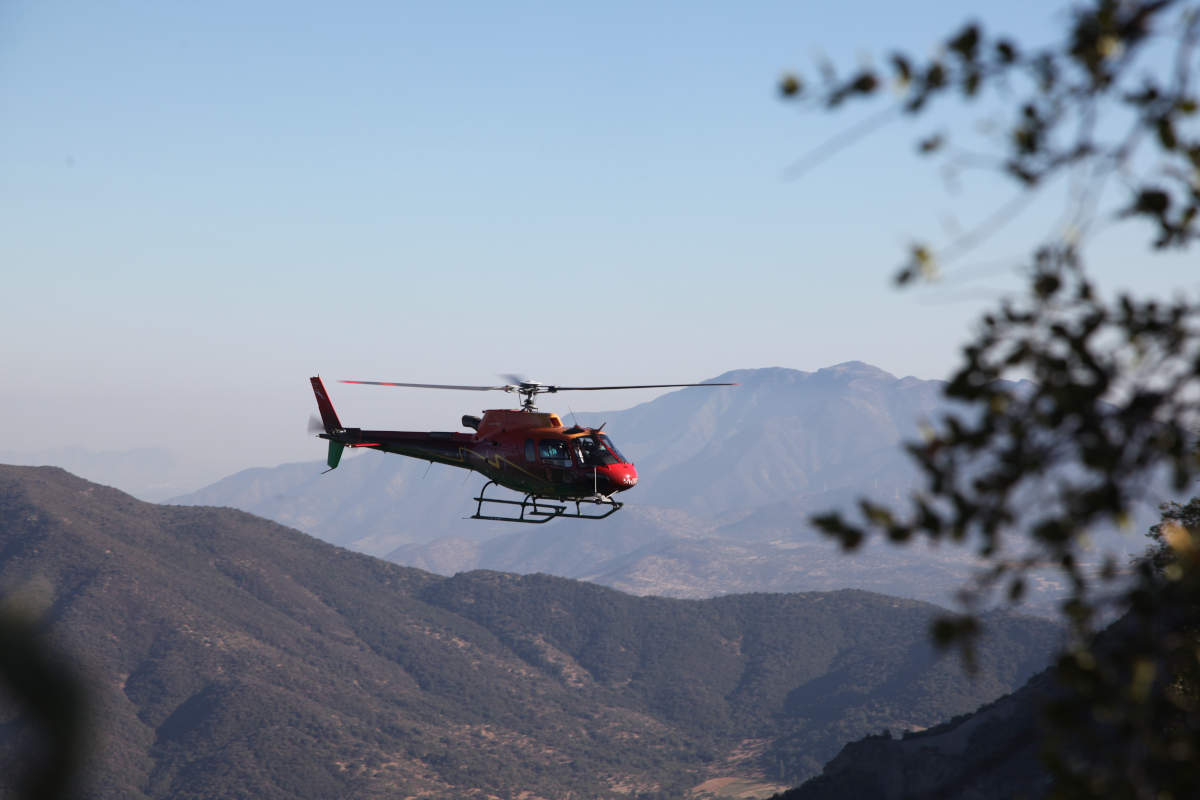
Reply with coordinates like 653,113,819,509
1157,117,1177,150
964,70,981,97
926,62,947,89
911,243,938,279
948,23,981,61
1034,272,1062,298
1131,188,1170,216
918,133,945,154
779,74,803,97
850,71,878,95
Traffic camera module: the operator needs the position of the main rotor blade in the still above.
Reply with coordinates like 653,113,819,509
548,382,738,391
340,380,510,391
339,379,737,396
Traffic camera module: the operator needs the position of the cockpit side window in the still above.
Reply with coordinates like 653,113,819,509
525,439,536,462
538,439,573,467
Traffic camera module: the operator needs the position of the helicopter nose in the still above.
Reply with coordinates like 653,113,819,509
609,463,637,490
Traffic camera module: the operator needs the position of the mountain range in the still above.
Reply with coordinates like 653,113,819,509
174,362,1161,613
0,465,1061,799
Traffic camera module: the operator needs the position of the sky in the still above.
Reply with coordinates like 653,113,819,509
3,1,1197,494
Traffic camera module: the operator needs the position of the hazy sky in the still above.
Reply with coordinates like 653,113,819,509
3,1,1196,492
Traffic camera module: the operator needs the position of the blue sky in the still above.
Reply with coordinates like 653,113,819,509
3,1,1195,491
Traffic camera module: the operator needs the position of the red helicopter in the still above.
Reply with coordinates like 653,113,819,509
309,375,734,523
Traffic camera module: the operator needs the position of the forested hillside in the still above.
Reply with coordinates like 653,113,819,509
0,465,1059,798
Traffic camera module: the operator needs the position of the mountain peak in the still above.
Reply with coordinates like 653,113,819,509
705,366,809,384
705,362,902,387
813,361,898,382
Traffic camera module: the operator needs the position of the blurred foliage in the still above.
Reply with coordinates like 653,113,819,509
782,0,1200,269
1038,500,1200,798
783,0,1200,795
0,605,88,800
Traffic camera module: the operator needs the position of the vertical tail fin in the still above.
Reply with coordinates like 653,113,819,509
310,377,344,433
311,377,346,472
325,441,345,471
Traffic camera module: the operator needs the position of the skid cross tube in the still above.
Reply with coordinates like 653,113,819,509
470,480,623,523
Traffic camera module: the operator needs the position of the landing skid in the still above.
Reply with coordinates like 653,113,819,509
470,480,623,523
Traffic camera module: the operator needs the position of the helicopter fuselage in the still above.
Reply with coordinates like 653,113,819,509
312,378,638,500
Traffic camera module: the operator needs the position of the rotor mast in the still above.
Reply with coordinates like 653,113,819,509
509,382,553,412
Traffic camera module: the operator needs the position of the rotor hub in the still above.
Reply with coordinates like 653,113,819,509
505,382,557,411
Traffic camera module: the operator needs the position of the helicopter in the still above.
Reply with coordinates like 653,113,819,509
309,375,735,523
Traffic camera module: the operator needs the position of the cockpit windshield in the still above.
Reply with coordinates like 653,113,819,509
597,434,626,464
573,434,625,466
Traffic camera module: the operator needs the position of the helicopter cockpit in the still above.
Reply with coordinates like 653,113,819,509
572,433,627,466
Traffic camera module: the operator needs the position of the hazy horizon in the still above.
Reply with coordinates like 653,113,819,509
0,359,911,498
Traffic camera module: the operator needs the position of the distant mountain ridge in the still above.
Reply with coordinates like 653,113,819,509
0,465,1061,798
584,362,941,515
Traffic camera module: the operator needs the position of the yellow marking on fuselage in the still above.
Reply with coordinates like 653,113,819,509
458,447,543,481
